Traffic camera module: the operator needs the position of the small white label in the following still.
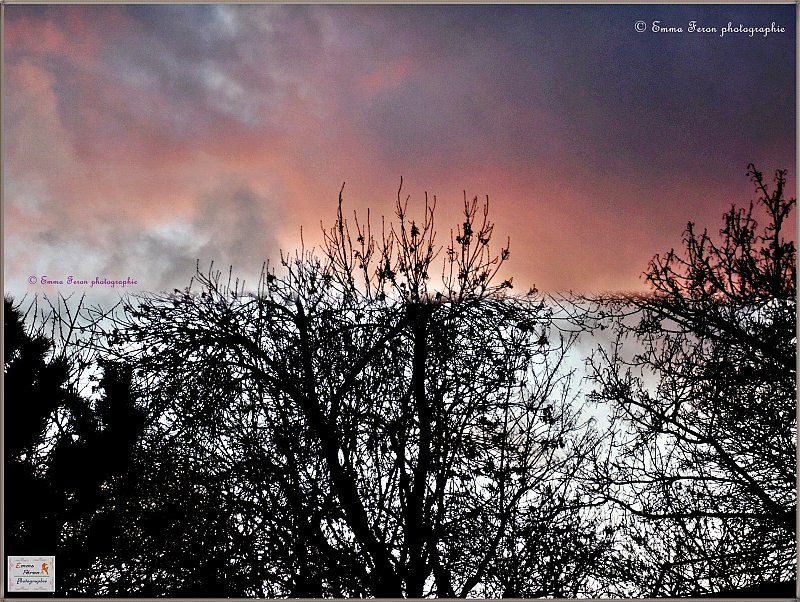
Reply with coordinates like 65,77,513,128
7,556,55,592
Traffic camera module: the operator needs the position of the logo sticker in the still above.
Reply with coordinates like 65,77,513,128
7,556,55,592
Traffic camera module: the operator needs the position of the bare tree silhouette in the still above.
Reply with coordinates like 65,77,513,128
587,165,796,596
90,182,609,596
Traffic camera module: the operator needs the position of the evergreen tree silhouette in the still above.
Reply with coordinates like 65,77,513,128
4,297,73,561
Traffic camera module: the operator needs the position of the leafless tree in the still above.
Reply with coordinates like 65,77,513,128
587,165,796,595
92,181,609,596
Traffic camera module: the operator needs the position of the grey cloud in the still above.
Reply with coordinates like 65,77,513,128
191,184,281,286
91,184,282,298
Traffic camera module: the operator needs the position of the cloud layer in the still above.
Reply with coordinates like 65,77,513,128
4,4,796,301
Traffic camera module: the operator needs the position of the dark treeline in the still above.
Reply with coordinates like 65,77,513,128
4,166,796,597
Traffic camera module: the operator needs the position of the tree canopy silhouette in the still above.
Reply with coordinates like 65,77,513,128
93,182,609,597
4,296,145,596
4,170,794,597
587,165,796,596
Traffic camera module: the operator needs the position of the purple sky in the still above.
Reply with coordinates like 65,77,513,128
4,4,796,302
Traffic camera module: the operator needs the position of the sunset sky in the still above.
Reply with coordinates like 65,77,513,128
4,4,796,303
